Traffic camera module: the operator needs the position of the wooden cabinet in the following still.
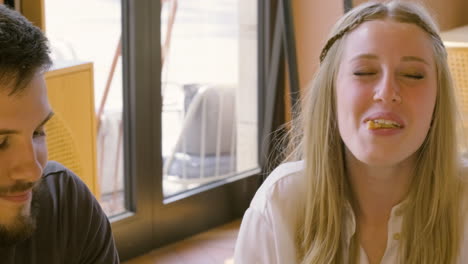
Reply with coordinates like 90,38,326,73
45,62,99,197
21,0,46,30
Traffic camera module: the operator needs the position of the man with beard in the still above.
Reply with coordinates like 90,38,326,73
0,5,119,263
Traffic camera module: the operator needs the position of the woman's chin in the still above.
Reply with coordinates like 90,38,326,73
348,147,416,168
359,152,416,168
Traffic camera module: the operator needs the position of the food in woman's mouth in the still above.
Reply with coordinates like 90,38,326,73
367,119,402,129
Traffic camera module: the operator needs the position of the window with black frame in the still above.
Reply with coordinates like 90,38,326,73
161,0,259,197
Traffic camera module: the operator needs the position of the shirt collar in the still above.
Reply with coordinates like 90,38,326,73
342,199,408,245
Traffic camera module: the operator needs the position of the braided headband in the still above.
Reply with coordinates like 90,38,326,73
319,5,445,63
319,15,366,63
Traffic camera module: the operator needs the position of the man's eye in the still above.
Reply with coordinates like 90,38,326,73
0,137,9,149
33,130,46,138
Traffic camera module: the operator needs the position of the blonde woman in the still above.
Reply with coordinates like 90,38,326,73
234,1,468,263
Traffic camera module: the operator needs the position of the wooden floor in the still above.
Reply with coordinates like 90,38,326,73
123,220,240,264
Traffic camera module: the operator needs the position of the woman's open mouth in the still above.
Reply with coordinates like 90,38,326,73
367,119,403,129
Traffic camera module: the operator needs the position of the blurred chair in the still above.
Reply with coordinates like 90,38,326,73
45,113,83,180
446,43,468,149
163,84,237,183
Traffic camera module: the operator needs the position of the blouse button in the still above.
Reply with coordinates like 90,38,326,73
393,233,401,240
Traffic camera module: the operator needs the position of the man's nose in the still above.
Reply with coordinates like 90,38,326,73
8,140,43,183
373,73,402,104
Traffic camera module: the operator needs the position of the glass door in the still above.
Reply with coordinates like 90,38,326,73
154,0,262,250
44,0,263,260
161,0,259,198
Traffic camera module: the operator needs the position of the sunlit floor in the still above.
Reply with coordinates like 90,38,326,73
123,220,240,264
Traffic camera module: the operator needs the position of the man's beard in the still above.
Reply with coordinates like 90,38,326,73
0,181,42,248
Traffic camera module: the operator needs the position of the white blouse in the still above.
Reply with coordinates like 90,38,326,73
234,160,468,264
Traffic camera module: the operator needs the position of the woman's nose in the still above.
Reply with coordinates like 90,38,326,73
373,73,402,104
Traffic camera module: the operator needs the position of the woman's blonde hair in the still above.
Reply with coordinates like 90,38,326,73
286,1,462,263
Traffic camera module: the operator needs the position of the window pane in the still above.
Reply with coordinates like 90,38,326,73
161,0,258,197
45,0,126,217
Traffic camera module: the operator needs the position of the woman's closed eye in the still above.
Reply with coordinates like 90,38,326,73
354,71,376,76
402,73,424,79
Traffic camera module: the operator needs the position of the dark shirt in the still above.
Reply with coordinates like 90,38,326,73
0,161,120,263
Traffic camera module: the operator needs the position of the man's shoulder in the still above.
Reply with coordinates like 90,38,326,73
33,162,119,263
43,160,72,177
42,161,85,188
250,160,305,213
40,161,94,205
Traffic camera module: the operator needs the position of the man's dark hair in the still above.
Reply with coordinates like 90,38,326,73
0,5,51,95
